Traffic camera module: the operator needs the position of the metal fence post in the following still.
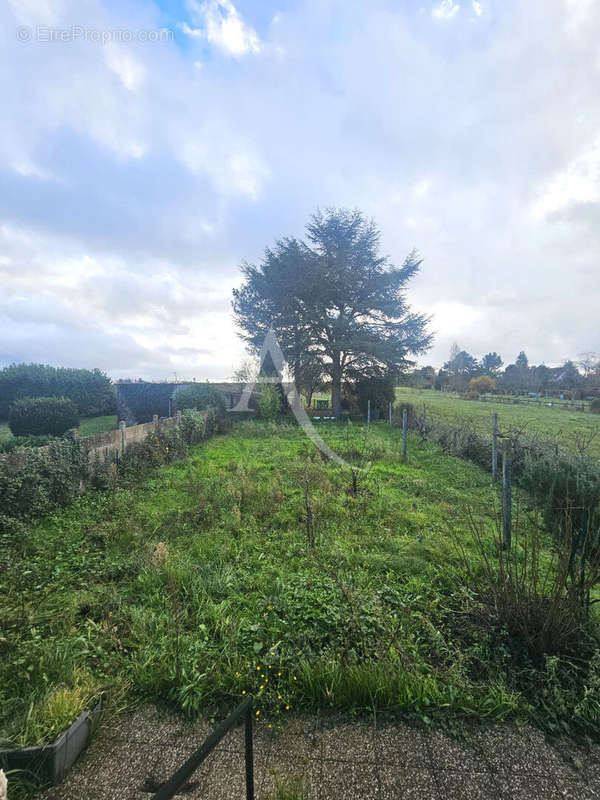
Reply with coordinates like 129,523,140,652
402,408,407,460
119,420,126,455
502,439,512,550
245,702,254,800
492,413,498,482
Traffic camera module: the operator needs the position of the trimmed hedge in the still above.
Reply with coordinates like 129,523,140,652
0,364,115,418
9,397,79,437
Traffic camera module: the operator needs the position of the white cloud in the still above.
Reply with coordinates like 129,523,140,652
432,0,461,20
181,0,261,57
472,1,483,16
532,138,600,219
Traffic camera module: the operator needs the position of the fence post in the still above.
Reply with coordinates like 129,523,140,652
402,408,407,460
502,439,512,550
168,397,173,417
245,702,254,800
176,410,182,425
153,414,159,430
119,420,127,455
388,401,392,426
492,413,498,482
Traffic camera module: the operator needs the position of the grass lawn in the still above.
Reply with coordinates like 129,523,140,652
78,414,118,437
2,420,598,797
396,388,600,459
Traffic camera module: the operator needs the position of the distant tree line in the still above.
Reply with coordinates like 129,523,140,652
0,363,115,419
399,346,600,399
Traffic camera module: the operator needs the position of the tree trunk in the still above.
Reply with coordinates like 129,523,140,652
331,358,342,417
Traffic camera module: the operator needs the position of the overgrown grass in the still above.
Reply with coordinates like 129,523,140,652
396,388,600,459
1,420,599,796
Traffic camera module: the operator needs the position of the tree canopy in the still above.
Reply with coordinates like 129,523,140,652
232,208,432,415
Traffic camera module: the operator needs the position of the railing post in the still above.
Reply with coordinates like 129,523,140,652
402,408,407,460
492,413,498,482
502,439,512,550
245,702,254,800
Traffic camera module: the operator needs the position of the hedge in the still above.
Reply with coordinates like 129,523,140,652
9,397,80,437
0,409,217,538
0,364,115,419
173,383,227,418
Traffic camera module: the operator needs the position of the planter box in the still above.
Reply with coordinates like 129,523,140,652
0,701,101,786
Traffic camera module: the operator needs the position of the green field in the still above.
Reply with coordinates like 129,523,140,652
6,414,600,794
396,388,600,459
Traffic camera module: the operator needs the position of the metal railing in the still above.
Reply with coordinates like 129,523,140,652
152,695,254,800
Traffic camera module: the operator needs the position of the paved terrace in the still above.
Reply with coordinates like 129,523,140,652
40,706,600,799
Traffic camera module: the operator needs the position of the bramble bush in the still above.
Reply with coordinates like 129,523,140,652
0,409,217,537
8,397,79,437
173,384,227,418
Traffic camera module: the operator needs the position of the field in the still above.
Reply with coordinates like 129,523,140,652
396,388,600,460
4,418,593,763
4,416,600,800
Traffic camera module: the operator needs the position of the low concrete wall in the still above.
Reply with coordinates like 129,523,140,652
0,416,180,468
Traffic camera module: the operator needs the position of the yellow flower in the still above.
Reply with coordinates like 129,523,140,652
293,676,297,681
278,672,282,677
285,705,290,710
260,685,264,690
256,710,260,716
242,690,246,695
256,666,261,671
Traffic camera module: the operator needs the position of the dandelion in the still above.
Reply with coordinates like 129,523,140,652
260,685,264,690
278,672,282,677
293,676,297,681
285,705,290,710
256,666,261,671
256,710,260,716
242,690,246,695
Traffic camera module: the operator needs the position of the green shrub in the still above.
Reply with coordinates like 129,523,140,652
0,434,54,454
469,375,495,395
9,397,79,437
173,384,226,418
259,383,281,420
355,375,396,417
0,438,89,534
0,363,115,418
591,398,600,414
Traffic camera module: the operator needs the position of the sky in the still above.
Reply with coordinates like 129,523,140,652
1,0,599,380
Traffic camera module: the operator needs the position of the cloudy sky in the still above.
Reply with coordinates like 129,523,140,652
1,0,599,379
